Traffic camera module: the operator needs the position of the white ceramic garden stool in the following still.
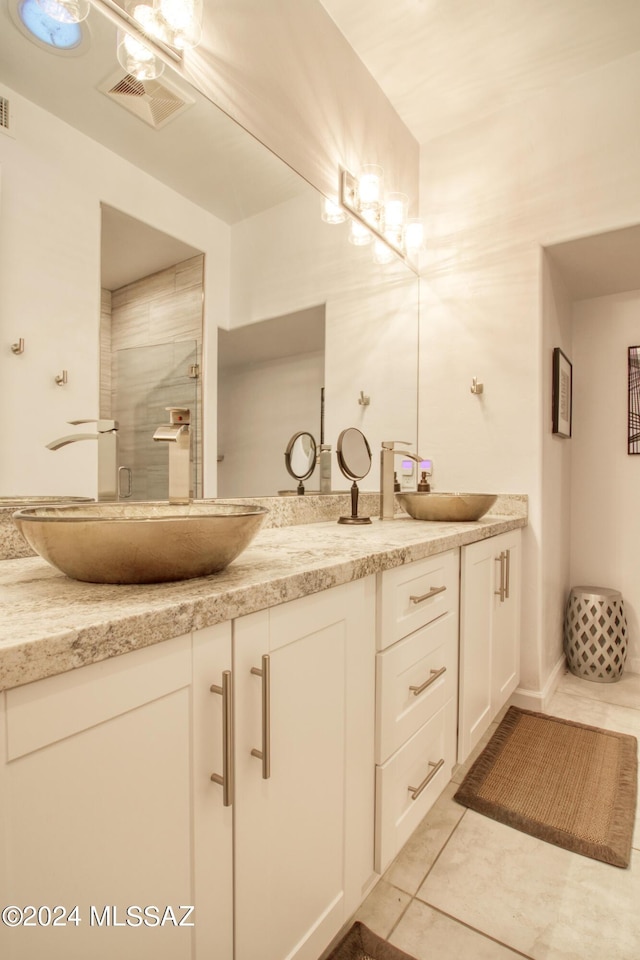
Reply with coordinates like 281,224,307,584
563,586,628,683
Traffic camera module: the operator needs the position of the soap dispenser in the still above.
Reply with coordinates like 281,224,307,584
417,471,431,492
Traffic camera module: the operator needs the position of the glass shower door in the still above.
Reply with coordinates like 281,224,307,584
114,340,200,501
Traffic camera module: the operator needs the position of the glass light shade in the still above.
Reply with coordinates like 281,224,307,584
405,218,424,252
36,0,89,23
117,26,165,80
357,164,383,212
348,219,373,247
156,0,203,49
373,240,394,264
321,197,347,224
385,193,408,229
129,1,168,43
384,192,408,249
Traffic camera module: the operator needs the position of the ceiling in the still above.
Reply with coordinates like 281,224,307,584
320,0,640,298
546,225,640,301
4,1,640,294
0,0,306,288
318,0,640,146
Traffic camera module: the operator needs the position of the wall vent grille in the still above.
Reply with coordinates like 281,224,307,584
98,71,193,129
0,97,10,133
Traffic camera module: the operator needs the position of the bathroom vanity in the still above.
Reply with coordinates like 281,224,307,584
0,499,525,960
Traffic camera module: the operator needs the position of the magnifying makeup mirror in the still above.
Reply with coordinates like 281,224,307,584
336,427,372,524
284,431,317,495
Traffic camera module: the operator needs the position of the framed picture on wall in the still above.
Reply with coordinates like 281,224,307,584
552,347,572,438
628,346,640,454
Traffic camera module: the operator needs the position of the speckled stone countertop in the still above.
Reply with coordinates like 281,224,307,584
0,496,526,694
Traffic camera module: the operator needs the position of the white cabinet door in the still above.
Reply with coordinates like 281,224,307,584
459,530,522,763
0,628,232,960
492,530,521,709
192,623,233,960
233,578,375,960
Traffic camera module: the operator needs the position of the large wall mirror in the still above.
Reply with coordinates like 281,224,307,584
0,0,418,500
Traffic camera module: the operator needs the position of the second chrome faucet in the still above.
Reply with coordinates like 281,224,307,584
380,440,425,520
153,407,191,504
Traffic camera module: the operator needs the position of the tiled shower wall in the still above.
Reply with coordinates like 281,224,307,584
100,255,204,499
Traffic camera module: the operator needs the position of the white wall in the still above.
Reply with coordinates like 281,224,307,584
571,290,640,674
541,254,573,685
218,350,325,497
417,50,640,695
0,88,228,498
230,190,420,492
182,0,419,211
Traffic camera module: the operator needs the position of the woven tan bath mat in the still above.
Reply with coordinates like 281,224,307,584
454,706,637,867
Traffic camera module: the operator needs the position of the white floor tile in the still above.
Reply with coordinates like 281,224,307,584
557,670,640,712
389,900,529,959
353,878,411,940
416,810,640,960
383,781,465,895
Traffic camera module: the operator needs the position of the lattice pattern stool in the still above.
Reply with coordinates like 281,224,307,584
563,586,628,683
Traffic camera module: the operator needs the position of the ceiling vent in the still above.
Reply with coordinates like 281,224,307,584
98,70,194,129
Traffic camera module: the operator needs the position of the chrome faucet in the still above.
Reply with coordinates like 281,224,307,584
47,419,119,501
153,407,191,505
380,440,425,519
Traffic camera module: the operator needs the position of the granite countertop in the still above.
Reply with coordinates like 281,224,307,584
0,500,526,694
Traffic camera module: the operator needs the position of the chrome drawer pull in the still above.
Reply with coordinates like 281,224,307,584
250,655,271,780
409,584,446,604
210,670,233,807
409,666,447,696
408,758,445,801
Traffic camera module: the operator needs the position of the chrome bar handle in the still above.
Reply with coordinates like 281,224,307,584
504,548,511,600
408,758,445,801
250,655,271,780
409,585,446,604
210,671,233,807
494,551,506,602
409,666,447,697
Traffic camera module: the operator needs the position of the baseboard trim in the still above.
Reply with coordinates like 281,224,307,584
509,654,566,713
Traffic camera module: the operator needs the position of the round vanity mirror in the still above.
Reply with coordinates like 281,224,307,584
336,428,372,524
284,431,317,494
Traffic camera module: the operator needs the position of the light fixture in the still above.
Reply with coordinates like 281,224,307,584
384,192,408,248
357,164,384,214
117,22,164,79
321,197,347,225
156,0,202,50
36,0,89,23
405,218,424,255
117,1,165,80
122,0,203,52
338,167,423,266
372,239,394,264
348,219,373,247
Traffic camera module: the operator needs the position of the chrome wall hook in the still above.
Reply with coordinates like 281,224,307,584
358,390,371,406
470,377,484,395
55,370,68,386
10,338,24,355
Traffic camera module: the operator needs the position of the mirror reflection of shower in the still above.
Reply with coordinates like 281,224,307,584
217,305,325,498
99,206,204,501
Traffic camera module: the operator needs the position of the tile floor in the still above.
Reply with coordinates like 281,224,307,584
354,670,640,960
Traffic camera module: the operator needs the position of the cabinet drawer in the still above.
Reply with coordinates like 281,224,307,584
377,550,459,650
376,611,457,764
375,698,456,873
